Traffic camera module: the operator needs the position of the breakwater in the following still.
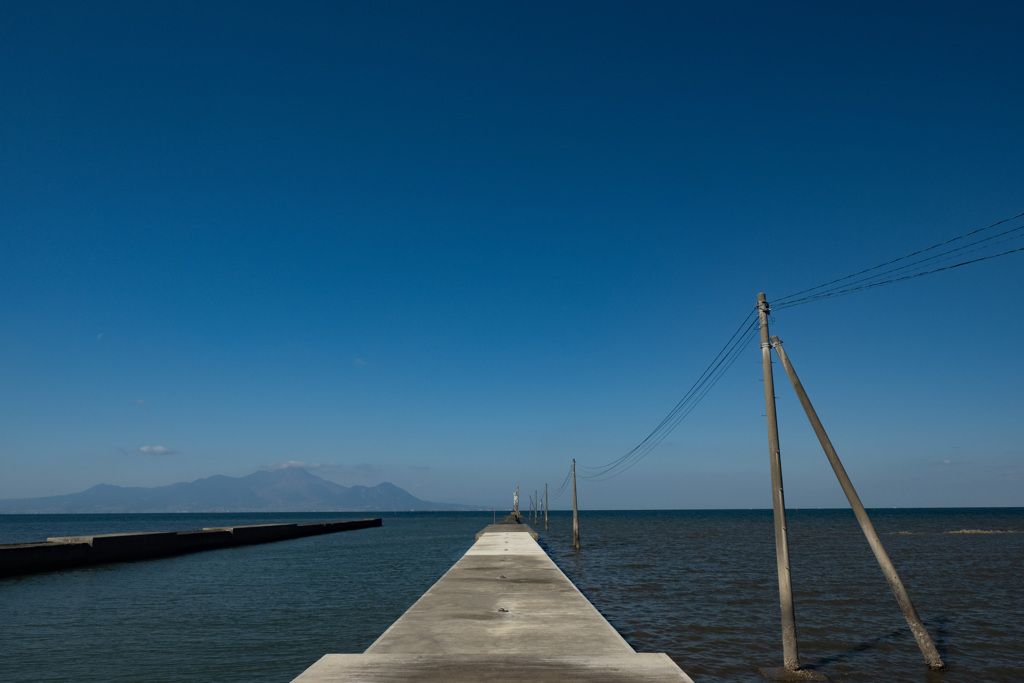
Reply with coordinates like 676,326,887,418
0,518,381,576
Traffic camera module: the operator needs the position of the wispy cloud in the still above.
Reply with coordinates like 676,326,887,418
139,445,175,455
133,398,146,405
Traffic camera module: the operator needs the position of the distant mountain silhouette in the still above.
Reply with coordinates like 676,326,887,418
0,468,481,513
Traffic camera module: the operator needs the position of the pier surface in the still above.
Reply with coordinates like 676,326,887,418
0,518,382,576
293,522,693,682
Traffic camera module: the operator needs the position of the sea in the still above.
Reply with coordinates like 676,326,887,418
1,508,1021,683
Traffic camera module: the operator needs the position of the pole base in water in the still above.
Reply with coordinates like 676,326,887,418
759,666,828,681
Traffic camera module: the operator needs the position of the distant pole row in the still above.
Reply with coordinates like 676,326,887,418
519,483,549,533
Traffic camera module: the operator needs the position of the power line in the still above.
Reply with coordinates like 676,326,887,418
775,210,1024,310
577,309,759,482
558,210,1023,485
550,461,574,499
778,244,1024,308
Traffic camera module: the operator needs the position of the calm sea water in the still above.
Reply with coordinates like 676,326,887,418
1,509,1021,682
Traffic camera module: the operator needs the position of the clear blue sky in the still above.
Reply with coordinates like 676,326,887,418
2,1,1021,509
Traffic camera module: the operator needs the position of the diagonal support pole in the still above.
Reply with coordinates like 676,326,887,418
770,335,946,671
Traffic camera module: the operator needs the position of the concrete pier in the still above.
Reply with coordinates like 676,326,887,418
0,518,381,576
293,522,693,682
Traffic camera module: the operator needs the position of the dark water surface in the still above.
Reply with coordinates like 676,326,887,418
2,509,1021,682
540,509,1024,683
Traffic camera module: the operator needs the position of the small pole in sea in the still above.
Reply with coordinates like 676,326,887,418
571,458,580,551
758,293,804,676
534,489,538,523
771,335,946,671
544,482,549,532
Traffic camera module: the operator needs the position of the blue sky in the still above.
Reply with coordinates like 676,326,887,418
2,1,1021,509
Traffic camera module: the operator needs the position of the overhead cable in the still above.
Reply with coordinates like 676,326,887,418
775,210,1024,310
577,309,759,482
562,209,1023,485
550,461,574,499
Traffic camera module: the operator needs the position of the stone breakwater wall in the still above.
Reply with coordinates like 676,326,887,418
0,518,382,576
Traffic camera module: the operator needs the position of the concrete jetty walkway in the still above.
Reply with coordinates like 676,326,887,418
293,521,694,682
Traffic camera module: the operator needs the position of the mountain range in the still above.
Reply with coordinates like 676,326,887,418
0,468,482,513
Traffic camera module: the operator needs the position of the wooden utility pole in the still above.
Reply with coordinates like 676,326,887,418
571,459,580,551
544,483,549,531
771,335,946,671
759,293,801,673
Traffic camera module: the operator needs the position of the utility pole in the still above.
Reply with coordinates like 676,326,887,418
759,293,802,673
544,483,549,531
571,459,580,551
772,335,946,671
